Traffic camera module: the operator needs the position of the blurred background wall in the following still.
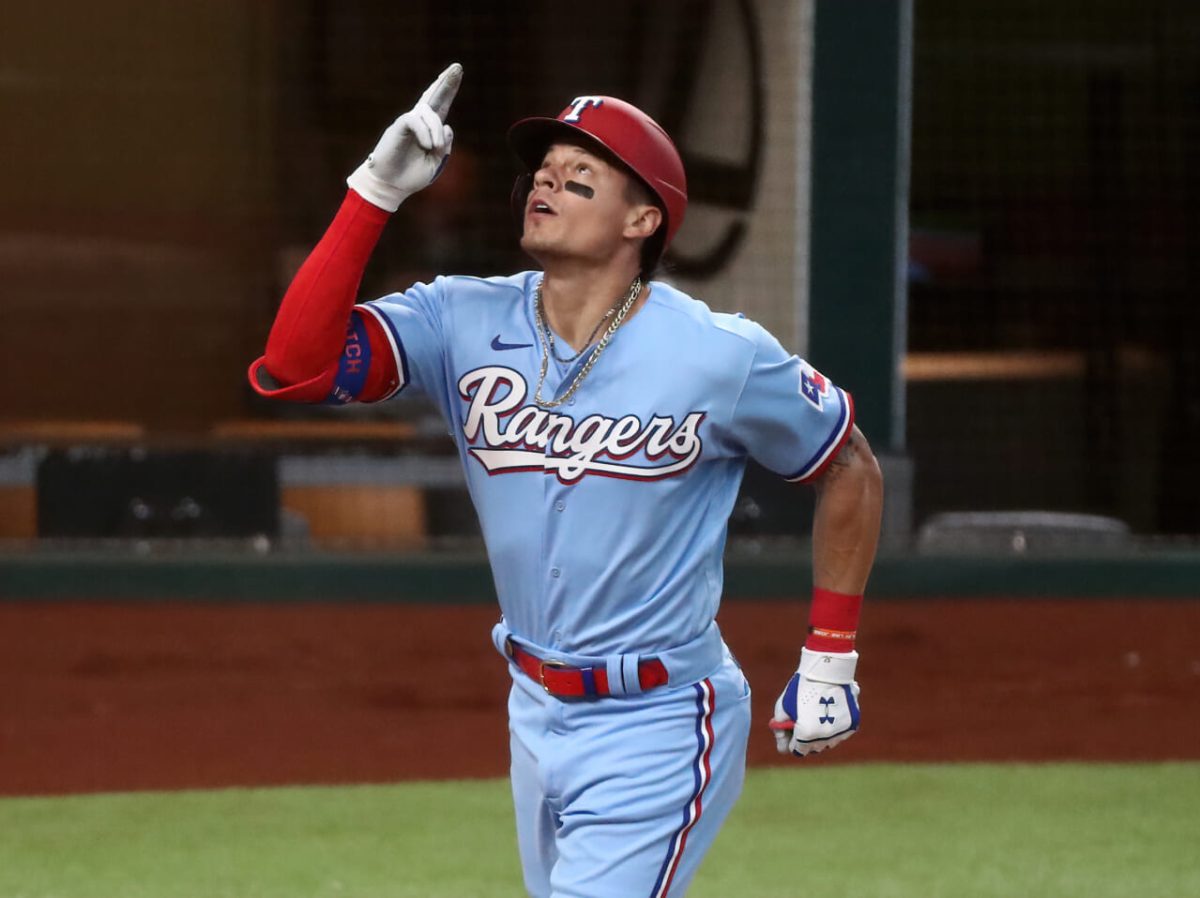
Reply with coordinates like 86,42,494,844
1,0,1198,551
907,0,1200,535
0,1,275,430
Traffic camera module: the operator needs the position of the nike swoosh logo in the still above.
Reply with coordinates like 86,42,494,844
491,335,533,351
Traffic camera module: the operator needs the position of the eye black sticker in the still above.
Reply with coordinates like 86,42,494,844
564,181,595,200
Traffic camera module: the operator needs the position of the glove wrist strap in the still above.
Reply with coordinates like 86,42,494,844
798,646,858,684
347,163,413,213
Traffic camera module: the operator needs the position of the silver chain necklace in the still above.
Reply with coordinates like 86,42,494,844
532,276,642,409
549,304,616,364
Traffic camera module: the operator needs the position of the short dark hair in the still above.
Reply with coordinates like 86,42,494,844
623,176,654,208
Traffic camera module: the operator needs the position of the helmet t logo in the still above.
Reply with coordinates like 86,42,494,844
564,96,604,122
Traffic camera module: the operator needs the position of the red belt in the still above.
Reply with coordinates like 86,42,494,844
505,637,669,697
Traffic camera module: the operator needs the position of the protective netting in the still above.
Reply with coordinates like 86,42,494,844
1,1,798,550
1,0,1197,551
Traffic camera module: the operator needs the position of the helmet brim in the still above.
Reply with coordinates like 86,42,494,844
507,117,661,207
508,117,607,172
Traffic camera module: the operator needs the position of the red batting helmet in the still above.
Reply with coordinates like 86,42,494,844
507,96,688,271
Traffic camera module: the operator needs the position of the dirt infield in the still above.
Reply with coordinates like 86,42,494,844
2,599,1198,796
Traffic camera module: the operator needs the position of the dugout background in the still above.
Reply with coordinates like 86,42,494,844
1,0,1199,551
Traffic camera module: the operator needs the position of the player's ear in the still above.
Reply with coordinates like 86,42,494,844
623,204,662,241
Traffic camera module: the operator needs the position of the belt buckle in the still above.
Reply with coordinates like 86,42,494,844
538,658,569,694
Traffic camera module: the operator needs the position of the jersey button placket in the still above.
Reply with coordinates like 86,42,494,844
540,363,576,643
541,426,566,642
545,458,568,584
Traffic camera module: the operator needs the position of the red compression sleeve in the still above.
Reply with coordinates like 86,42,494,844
805,587,863,652
248,189,394,402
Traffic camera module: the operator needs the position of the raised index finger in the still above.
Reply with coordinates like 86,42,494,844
419,63,463,119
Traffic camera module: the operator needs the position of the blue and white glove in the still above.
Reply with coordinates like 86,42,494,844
347,63,462,212
770,648,861,757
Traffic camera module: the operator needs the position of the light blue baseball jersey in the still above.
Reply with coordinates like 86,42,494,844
353,271,853,656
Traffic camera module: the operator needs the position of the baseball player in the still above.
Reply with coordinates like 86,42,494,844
250,64,883,898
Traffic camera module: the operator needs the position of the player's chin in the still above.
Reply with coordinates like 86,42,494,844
520,231,566,264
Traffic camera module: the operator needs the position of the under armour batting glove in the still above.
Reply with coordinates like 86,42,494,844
347,63,462,212
770,647,861,757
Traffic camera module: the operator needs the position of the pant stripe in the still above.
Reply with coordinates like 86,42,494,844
649,678,716,898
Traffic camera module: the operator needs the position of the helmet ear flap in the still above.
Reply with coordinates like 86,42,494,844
511,173,533,235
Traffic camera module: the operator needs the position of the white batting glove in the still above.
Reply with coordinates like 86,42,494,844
346,63,463,212
770,648,861,757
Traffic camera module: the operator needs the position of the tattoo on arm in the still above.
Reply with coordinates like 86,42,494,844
822,428,862,483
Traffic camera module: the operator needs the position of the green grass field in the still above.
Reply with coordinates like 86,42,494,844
2,763,1197,898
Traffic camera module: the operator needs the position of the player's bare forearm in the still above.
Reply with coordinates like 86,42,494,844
810,425,883,594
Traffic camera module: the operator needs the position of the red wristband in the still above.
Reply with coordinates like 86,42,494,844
805,587,863,652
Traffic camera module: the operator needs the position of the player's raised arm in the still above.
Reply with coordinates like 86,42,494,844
248,64,462,403
770,424,883,758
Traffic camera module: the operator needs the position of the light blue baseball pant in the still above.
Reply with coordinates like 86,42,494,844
505,645,752,898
